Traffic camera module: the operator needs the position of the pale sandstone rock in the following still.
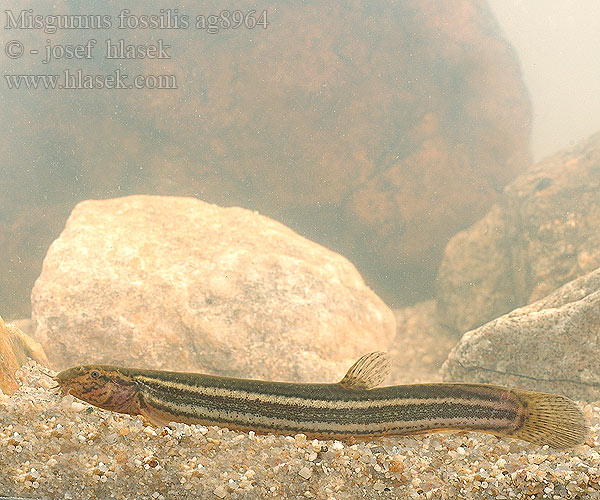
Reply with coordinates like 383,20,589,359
442,267,600,400
32,195,395,381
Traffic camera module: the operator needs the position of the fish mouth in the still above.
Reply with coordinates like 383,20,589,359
51,377,72,396
49,375,60,391
37,367,64,394
56,383,72,396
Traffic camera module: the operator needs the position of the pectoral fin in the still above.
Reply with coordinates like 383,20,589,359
337,351,391,390
140,404,176,427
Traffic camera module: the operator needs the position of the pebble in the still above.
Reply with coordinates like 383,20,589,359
298,466,313,480
213,485,227,498
1,362,600,499
70,401,88,412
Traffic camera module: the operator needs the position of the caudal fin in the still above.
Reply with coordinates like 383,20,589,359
507,389,589,450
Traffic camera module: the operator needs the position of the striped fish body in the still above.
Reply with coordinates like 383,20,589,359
55,352,588,449
133,371,524,439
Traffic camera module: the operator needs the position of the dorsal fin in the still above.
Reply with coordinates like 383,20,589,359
337,352,391,390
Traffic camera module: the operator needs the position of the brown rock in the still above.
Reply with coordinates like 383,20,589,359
0,315,49,394
388,301,457,384
10,319,34,337
31,196,395,381
3,0,531,318
441,267,600,400
437,132,600,334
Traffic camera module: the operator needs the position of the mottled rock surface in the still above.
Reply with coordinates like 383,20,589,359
437,132,600,334
3,0,532,317
442,267,600,400
31,196,395,381
0,316,48,394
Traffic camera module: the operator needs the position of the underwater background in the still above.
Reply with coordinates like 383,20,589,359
1,1,600,499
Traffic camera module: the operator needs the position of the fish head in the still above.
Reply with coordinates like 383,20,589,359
55,364,141,414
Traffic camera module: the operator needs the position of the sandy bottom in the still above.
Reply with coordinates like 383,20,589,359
1,362,599,500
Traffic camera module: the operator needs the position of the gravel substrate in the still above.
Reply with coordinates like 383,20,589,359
1,362,600,500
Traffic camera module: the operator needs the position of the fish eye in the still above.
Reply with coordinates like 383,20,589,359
90,370,100,379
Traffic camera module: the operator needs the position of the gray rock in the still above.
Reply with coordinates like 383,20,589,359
441,267,600,400
31,196,395,382
437,131,600,334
